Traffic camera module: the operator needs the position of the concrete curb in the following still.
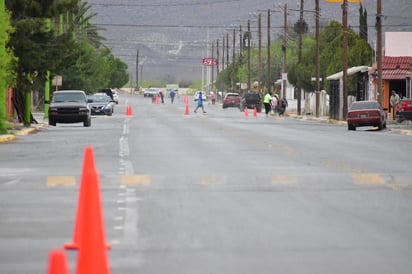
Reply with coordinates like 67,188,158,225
0,123,46,144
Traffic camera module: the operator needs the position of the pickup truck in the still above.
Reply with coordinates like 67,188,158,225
396,98,412,122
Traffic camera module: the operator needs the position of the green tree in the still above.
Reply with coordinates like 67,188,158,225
6,0,78,125
0,4,16,133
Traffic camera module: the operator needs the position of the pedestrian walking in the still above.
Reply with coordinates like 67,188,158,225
263,91,272,117
194,91,206,113
278,97,288,116
390,90,401,120
271,94,279,116
159,91,165,103
169,89,176,104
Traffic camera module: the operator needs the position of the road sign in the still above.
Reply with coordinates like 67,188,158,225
202,58,218,66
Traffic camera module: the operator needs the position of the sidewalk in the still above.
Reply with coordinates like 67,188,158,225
287,112,412,136
0,113,47,144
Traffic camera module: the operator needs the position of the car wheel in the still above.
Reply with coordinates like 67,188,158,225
84,117,91,127
49,119,56,126
348,124,356,131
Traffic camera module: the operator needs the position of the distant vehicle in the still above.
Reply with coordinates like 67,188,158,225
88,94,114,116
194,91,207,101
346,101,386,131
49,90,91,127
240,92,262,112
144,88,160,97
97,88,115,102
222,93,241,109
111,89,119,104
396,98,412,122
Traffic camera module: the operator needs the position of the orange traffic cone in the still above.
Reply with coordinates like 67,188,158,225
184,103,190,115
253,107,257,117
244,107,249,117
47,250,70,274
155,95,160,104
125,104,130,116
65,146,111,251
75,156,110,274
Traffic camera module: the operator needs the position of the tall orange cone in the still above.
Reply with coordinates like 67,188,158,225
253,107,257,117
125,104,131,116
184,103,190,115
75,158,110,274
155,95,160,104
244,107,249,117
64,146,111,250
47,250,70,274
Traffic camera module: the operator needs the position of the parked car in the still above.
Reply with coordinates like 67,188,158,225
346,101,386,131
144,88,160,97
194,91,207,101
396,98,412,122
88,94,114,116
222,92,241,109
49,90,91,127
240,92,262,112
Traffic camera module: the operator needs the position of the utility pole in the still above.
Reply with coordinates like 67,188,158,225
211,41,214,93
247,19,251,91
222,34,225,70
258,13,262,94
376,0,383,107
315,0,321,117
342,0,348,119
136,49,139,93
282,4,288,99
226,33,229,66
232,28,236,91
297,0,304,115
267,9,271,94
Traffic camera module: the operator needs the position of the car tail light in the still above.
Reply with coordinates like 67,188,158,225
400,101,407,112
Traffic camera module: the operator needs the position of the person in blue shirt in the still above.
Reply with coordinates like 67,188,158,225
194,91,206,113
169,89,176,104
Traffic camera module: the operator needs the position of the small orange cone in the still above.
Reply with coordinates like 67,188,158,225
253,107,257,117
65,146,111,251
184,103,190,115
125,104,130,116
184,96,188,105
47,250,70,274
244,107,249,117
155,95,160,104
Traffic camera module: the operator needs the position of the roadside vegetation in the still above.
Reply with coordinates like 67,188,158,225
1,0,129,127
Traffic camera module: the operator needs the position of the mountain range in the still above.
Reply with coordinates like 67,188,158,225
90,0,412,84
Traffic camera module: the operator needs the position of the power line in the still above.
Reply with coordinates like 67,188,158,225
89,0,240,7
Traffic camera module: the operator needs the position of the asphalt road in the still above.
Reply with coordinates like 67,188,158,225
1,93,412,274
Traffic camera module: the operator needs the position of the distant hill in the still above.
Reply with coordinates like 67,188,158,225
92,0,412,82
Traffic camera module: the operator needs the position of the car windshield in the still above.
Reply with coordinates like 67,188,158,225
53,92,85,102
89,95,109,102
350,101,379,110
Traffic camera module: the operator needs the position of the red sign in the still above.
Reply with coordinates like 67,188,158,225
202,58,218,66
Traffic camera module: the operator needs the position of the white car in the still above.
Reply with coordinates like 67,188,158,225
111,89,119,104
144,88,160,97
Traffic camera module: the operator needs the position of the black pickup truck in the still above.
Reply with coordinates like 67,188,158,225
48,90,91,127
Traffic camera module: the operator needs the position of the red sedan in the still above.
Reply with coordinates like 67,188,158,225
346,101,387,131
